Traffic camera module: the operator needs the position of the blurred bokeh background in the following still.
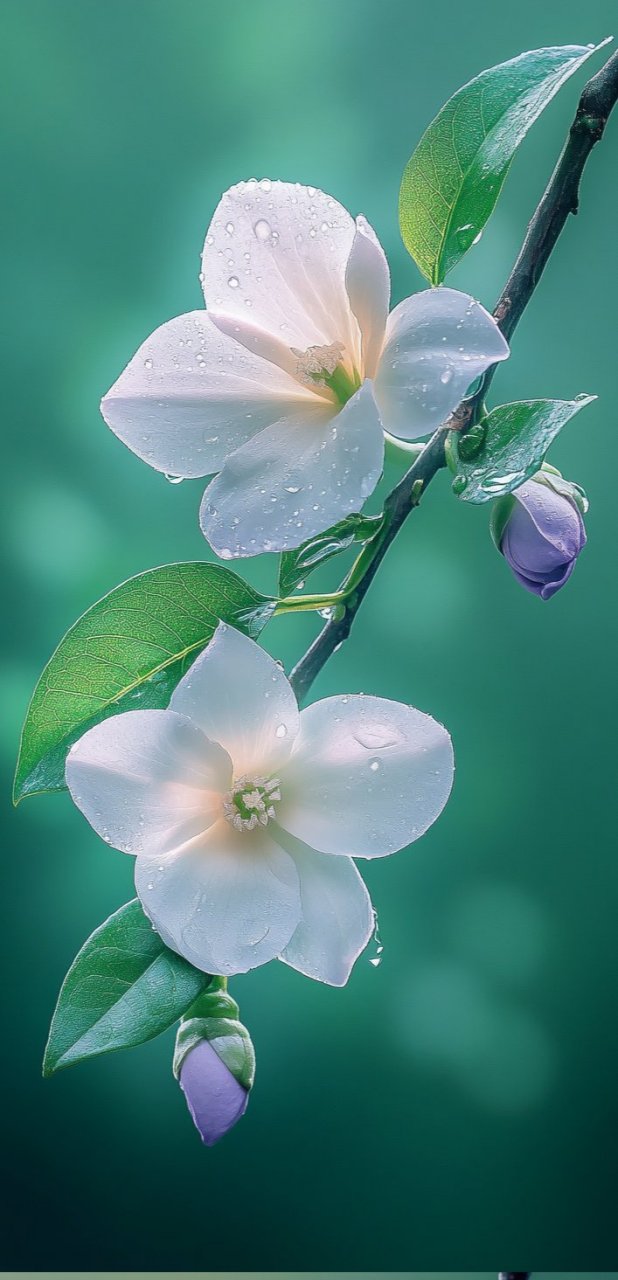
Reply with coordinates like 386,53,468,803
2,0,617,1270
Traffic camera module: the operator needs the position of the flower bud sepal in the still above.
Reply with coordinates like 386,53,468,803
489,493,516,552
174,978,255,1146
535,462,589,516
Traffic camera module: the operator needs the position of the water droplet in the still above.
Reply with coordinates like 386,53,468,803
354,723,405,750
452,474,468,495
254,218,271,241
225,221,235,234
143,357,153,370
284,485,301,494
369,758,381,772
259,178,272,192
440,368,453,385
227,275,240,288
369,957,382,967
480,471,524,494
164,473,184,485
275,723,288,738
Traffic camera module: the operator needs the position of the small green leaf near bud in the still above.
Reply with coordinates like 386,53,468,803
43,900,210,1076
449,395,596,504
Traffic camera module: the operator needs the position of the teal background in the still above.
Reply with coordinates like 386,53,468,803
2,0,617,1270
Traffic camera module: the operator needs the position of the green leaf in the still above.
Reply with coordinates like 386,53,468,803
399,41,609,284
278,513,383,597
173,985,256,1091
43,900,210,1076
14,562,275,803
449,395,596,504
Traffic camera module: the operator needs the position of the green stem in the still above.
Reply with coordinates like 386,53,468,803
274,589,348,616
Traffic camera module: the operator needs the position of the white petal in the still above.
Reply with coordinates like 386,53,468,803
345,215,390,378
200,380,384,558
101,310,315,477
277,831,374,986
170,623,300,777
278,695,454,858
374,287,509,440
201,179,360,362
65,710,231,857
208,310,310,387
135,825,301,976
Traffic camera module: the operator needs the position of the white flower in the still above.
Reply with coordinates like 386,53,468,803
101,179,509,558
65,625,454,985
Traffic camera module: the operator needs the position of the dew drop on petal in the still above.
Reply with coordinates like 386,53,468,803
164,474,184,485
254,219,271,241
227,275,240,288
143,357,153,370
275,723,288,738
354,723,406,750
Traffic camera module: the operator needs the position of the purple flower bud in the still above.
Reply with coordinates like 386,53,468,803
500,478,586,600
179,1039,249,1146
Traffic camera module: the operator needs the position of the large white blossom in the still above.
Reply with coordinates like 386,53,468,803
65,625,454,985
101,179,509,558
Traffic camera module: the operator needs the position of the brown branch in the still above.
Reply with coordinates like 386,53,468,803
289,47,618,704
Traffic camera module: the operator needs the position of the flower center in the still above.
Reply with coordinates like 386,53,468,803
291,342,361,405
222,775,281,833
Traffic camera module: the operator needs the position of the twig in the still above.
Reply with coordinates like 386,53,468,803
289,47,618,704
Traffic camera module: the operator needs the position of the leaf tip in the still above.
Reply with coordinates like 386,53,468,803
41,1054,56,1079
